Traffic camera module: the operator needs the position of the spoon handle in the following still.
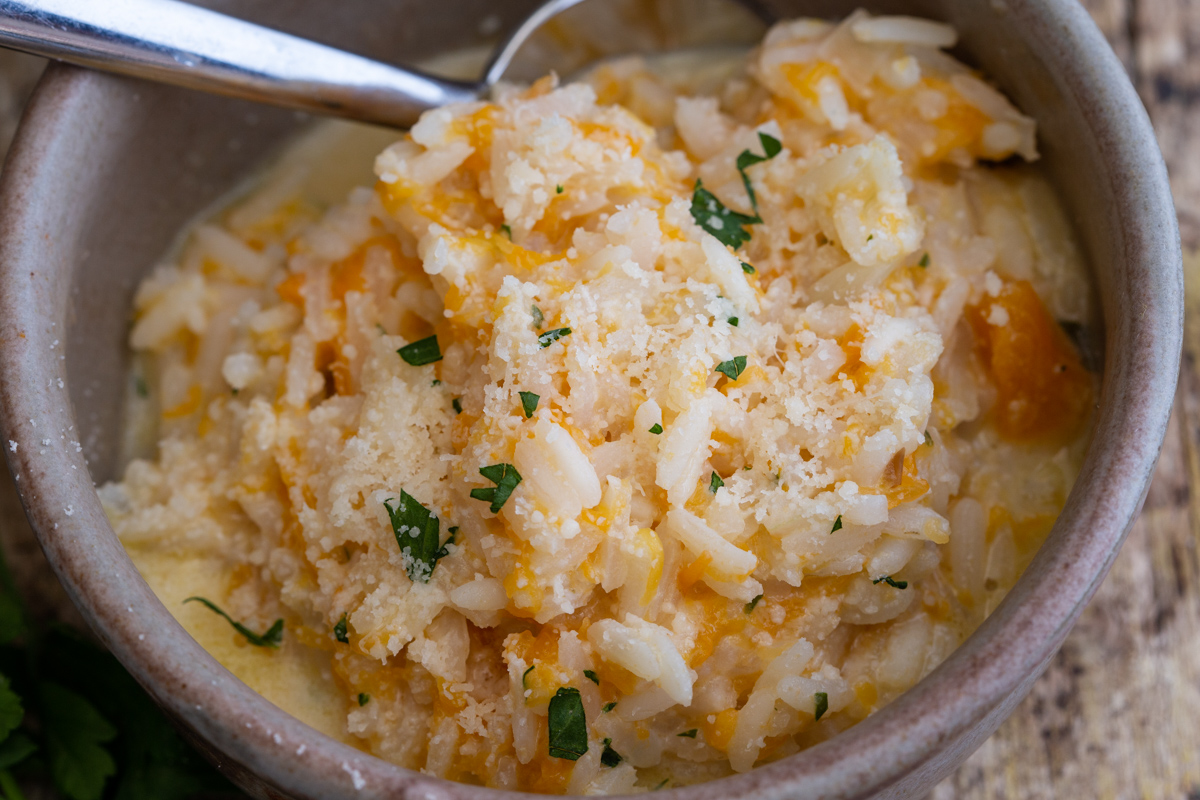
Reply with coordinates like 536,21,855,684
0,0,479,127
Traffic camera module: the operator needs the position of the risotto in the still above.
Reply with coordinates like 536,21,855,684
100,11,1095,794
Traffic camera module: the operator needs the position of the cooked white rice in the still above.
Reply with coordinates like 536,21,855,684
100,11,1095,793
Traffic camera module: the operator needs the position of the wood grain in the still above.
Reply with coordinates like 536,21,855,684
932,1,1200,797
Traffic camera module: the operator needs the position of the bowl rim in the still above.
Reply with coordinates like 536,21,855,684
0,0,1183,798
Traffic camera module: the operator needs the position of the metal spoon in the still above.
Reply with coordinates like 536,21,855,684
0,0,619,129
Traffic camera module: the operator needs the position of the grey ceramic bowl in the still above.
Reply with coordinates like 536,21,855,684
0,1,1182,798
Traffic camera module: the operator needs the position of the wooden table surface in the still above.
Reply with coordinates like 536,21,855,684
0,3,1198,798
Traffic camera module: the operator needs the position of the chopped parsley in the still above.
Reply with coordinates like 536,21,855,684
648,423,663,435
677,729,698,738
602,701,617,713
519,391,540,418
500,224,512,240
728,317,739,327
452,397,462,414
924,430,934,447
397,335,442,366
358,693,370,706
873,575,909,589
745,594,763,614
715,355,747,381
556,184,564,194
431,379,441,386
740,261,756,274
531,305,544,330
583,670,600,685
183,597,282,648
831,515,843,534
383,491,450,584
918,252,930,268
735,131,782,214
814,691,829,721
334,613,349,644
709,472,724,493
538,327,572,348
522,665,536,689
547,687,588,761
600,738,622,768
470,463,522,513
690,179,757,249
655,779,670,790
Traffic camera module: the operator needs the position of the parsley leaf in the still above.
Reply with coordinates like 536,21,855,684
919,252,930,268
924,430,934,447
500,224,512,240
523,665,536,689
677,729,698,738
358,693,370,706
183,597,282,648
602,701,617,713
397,335,443,366
744,594,763,614
519,391,540,418
41,681,117,800
470,463,522,513
740,261,756,274
715,355,747,381
531,305,544,330
735,131,783,214
814,691,829,721
831,515,843,534
547,687,588,761
556,185,564,194
334,613,349,644
452,397,462,414
728,317,739,327
600,738,622,767
583,670,600,685
648,423,663,435
709,472,724,493
0,732,36,771
872,575,909,589
0,676,22,741
383,491,449,584
690,180,757,249
538,327,572,348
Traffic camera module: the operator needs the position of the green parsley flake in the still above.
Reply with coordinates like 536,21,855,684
452,397,462,414
709,472,724,493
531,305,544,330
538,327,572,348
655,779,670,790
520,391,540,418
547,687,588,761
690,179,757,249
602,701,617,713
470,463,522,513
383,491,450,583
500,224,512,240
184,597,282,648
728,317,739,327
873,575,909,589
431,379,441,386
334,613,349,644
715,355,747,381
919,252,930,268
735,131,783,214
523,665,536,689
600,738,622,768
397,335,443,366
358,693,370,707
924,430,934,447
584,670,600,685
814,691,829,721
677,729,698,738
831,515,843,534
745,594,763,614
740,261,756,274
556,185,564,194
648,423,663,435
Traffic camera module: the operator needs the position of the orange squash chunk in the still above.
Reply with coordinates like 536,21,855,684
968,280,1092,441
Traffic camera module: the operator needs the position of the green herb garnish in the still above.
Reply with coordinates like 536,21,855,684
690,180,757,249
556,185,564,194
334,613,349,644
600,738,622,767
452,397,463,414
831,515,843,534
531,305,544,330
728,317,739,327
872,575,909,589
397,335,443,366
648,423,663,435
735,131,782,214
740,261,756,274
523,665,536,689
470,463,522,513
677,729,698,738
715,356,747,381
358,693,370,707
584,670,600,685
184,597,283,648
520,391,540,418
431,379,441,386
547,687,588,761
602,701,617,713
814,691,829,721
924,430,933,447
709,472,724,493
500,224,512,240
538,327,572,348
745,594,763,614
918,252,930,268
383,490,450,583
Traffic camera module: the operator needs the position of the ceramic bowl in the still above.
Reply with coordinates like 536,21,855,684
0,1,1182,798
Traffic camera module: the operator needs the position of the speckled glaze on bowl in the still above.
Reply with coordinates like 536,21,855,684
0,1,1182,798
